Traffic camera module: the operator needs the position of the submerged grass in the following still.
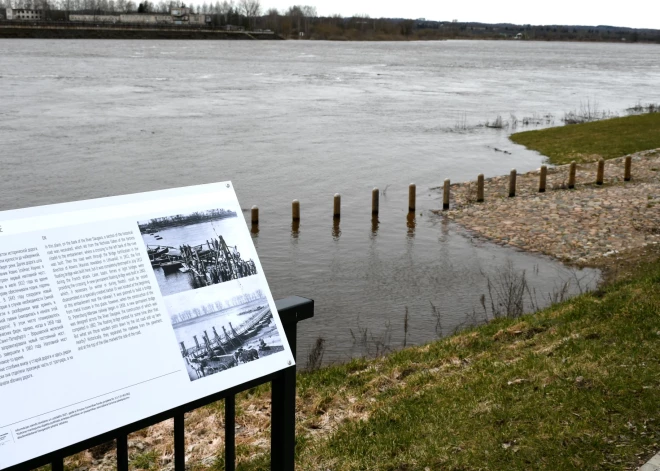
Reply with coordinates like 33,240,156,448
510,113,660,165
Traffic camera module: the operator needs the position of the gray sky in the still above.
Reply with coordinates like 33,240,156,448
263,0,659,29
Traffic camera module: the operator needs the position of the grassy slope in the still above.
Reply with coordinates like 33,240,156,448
276,260,660,471
510,113,660,165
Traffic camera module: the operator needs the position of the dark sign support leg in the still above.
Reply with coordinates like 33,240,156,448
174,412,185,471
271,366,296,470
225,395,236,471
271,306,303,471
117,433,129,471
51,455,64,471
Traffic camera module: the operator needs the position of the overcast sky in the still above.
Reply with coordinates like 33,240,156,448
262,0,659,29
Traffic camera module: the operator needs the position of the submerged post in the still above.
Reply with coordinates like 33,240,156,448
292,200,300,221
372,188,379,216
408,183,416,212
597,158,605,185
509,169,517,198
443,179,450,210
477,174,484,203
624,156,632,182
568,161,577,189
539,165,547,193
333,194,341,219
251,205,259,225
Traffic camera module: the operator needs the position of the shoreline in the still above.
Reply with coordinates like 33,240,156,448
434,149,660,279
1,25,658,42
0,24,282,39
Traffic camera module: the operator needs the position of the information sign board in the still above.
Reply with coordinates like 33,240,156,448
0,183,295,469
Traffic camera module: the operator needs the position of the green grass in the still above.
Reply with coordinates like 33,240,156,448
282,259,660,470
510,113,660,165
130,451,159,470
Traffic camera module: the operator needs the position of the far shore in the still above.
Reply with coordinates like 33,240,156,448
1,23,659,42
0,24,282,39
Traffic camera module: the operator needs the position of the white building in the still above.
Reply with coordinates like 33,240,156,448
6,8,44,21
119,14,174,24
68,7,210,26
69,14,119,23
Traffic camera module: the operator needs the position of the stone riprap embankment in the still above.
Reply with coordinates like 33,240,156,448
436,150,660,264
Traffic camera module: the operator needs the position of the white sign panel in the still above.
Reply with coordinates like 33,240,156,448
0,182,295,469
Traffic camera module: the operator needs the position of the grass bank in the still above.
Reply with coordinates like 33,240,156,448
510,113,660,165
290,258,660,470
188,252,660,471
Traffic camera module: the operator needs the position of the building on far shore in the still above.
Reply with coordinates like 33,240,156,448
6,8,44,21
69,7,210,26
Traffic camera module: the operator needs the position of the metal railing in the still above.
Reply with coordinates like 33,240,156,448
6,296,314,471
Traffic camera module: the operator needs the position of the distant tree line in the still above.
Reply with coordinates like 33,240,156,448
421,22,660,43
170,289,265,325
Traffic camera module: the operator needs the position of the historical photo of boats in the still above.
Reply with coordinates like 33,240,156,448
163,278,285,381
137,208,258,297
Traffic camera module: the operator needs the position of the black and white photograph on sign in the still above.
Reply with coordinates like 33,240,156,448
163,278,284,381
137,209,258,297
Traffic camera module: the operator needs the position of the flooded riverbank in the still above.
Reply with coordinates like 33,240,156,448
2,39,657,364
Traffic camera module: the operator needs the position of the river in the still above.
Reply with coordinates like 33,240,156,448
1,39,659,365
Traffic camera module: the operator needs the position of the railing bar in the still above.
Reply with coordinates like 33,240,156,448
174,411,185,471
225,395,236,471
116,433,129,471
6,368,285,471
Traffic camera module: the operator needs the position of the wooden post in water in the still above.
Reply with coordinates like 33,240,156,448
597,158,605,185
251,205,259,225
509,169,517,198
333,194,341,219
292,200,300,221
539,165,547,193
408,183,416,212
372,188,379,216
624,156,632,182
443,179,450,210
568,161,577,189
477,174,484,203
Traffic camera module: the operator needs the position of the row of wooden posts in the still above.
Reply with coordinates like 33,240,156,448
249,156,632,224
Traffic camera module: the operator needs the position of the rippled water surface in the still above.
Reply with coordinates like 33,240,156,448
2,39,659,364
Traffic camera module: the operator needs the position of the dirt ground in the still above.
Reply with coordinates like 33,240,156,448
433,149,660,283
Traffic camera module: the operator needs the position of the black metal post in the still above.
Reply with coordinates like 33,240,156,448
271,366,296,470
51,456,64,471
174,412,185,471
271,296,313,471
116,433,129,471
225,395,236,471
